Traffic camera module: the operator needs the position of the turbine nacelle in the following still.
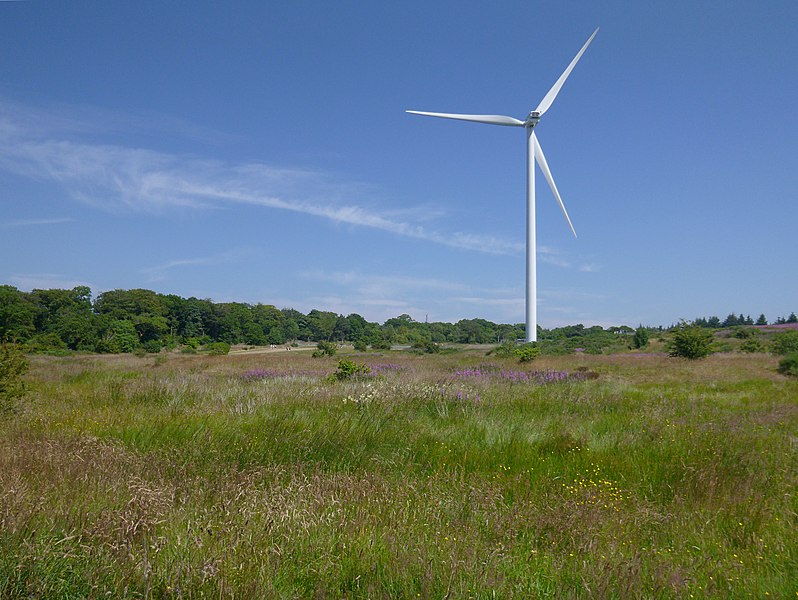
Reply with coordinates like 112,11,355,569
524,111,541,128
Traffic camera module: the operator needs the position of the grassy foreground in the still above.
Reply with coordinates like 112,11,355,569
1,349,796,598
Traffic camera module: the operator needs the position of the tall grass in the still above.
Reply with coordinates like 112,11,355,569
1,350,795,597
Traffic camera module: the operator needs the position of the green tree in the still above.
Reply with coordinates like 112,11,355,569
111,320,138,353
307,310,339,341
632,326,649,349
787,312,798,324
756,314,768,326
0,286,36,341
667,323,714,359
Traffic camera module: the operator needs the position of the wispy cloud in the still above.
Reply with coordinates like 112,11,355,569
0,99,522,255
141,249,254,282
8,273,90,290
301,270,471,300
0,217,75,228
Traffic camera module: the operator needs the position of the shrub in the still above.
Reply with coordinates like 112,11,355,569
312,341,337,358
770,331,798,356
739,338,765,353
353,339,368,352
667,324,714,359
489,340,517,358
514,343,540,363
204,341,230,356
411,338,440,354
1,342,29,413
777,353,798,377
370,338,392,351
143,339,163,354
330,359,370,381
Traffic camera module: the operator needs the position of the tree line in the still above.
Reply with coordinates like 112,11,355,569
1,285,794,355
0,285,533,353
692,312,797,328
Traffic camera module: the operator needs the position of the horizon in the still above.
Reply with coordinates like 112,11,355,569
4,282,796,332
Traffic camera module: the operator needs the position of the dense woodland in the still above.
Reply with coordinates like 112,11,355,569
0,285,795,355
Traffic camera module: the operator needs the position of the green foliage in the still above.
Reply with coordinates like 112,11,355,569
0,286,36,340
353,339,368,352
6,283,789,364
770,331,798,356
312,340,337,358
489,339,517,358
777,353,798,376
329,358,370,381
536,324,629,355
739,338,765,353
667,323,714,359
411,338,440,354
370,337,392,351
631,326,649,349
26,332,67,353
111,320,138,353
514,343,540,363
204,341,230,356
0,342,29,413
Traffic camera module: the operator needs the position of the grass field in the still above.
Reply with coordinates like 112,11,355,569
1,348,796,598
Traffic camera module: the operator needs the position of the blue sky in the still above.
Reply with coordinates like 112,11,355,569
1,1,796,327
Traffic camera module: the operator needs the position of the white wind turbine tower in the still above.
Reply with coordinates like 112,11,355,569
407,28,598,342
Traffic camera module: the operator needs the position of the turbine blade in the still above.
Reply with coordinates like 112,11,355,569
533,132,577,237
406,110,525,127
534,27,599,116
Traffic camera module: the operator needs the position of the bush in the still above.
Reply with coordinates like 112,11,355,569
1,342,29,413
739,338,765,353
777,353,798,377
514,343,540,363
329,359,370,381
489,340,517,358
204,341,230,356
770,331,798,356
411,338,440,354
370,338,392,351
667,324,714,359
143,339,163,354
312,341,337,358
353,339,368,352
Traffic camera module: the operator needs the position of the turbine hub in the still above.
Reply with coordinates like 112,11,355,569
525,111,541,128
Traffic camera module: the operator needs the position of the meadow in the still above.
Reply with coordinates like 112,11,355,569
1,347,796,598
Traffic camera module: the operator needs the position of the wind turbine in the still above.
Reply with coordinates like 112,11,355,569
407,28,598,342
